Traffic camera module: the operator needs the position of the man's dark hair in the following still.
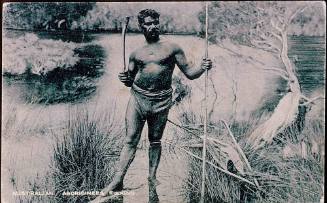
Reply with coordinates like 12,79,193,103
137,9,160,25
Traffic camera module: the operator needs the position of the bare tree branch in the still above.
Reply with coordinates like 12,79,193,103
276,15,284,25
300,95,325,106
217,43,276,67
262,32,283,47
300,94,311,101
248,58,289,79
287,4,308,26
252,40,280,54
271,19,283,33
261,68,289,80
270,31,283,42
262,66,289,76
266,42,282,53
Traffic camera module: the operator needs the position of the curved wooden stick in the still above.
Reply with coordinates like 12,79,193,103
122,16,130,72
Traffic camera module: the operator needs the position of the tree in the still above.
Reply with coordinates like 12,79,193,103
200,2,325,149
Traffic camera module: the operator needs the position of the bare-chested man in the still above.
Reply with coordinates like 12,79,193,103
94,9,212,201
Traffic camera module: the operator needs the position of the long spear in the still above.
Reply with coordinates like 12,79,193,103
200,2,209,203
122,16,130,72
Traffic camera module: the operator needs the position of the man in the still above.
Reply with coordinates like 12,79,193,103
96,8,212,200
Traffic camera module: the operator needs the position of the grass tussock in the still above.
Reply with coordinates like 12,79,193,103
174,101,324,203
51,106,123,202
245,141,323,203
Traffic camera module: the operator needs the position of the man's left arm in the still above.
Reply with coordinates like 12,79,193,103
174,44,212,80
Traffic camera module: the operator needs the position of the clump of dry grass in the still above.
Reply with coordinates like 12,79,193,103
51,106,123,202
245,142,323,203
175,102,324,203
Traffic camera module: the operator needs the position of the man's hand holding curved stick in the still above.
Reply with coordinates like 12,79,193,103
119,16,133,87
119,71,133,87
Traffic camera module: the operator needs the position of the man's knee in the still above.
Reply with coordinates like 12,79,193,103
125,136,140,148
124,125,144,148
148,126,165,142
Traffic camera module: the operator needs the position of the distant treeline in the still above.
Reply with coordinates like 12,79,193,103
3,2,202,34
3,2,324,37
3,3,95,31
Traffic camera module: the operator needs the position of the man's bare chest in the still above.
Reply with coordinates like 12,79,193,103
134,45,175,66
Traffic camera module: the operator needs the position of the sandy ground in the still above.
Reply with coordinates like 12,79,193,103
121,147,187,203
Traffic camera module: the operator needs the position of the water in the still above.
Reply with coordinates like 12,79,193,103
288,35,325,95
3,31,325,109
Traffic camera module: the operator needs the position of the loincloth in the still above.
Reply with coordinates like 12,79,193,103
129,83,173,117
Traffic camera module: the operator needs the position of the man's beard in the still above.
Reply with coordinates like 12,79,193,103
145,30,160,42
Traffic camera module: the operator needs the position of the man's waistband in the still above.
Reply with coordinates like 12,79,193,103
131,83,173,99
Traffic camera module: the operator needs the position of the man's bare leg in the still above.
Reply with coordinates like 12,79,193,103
101,98,145,195
147,109,169,183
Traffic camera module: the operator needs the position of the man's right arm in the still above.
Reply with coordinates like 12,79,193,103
119,53,138,87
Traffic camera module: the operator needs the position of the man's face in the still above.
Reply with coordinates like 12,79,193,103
141,16,160,40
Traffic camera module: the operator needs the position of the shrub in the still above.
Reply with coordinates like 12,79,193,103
2,33,79,75
3,33,105,104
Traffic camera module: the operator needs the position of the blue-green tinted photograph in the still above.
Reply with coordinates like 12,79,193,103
2,2,325,203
